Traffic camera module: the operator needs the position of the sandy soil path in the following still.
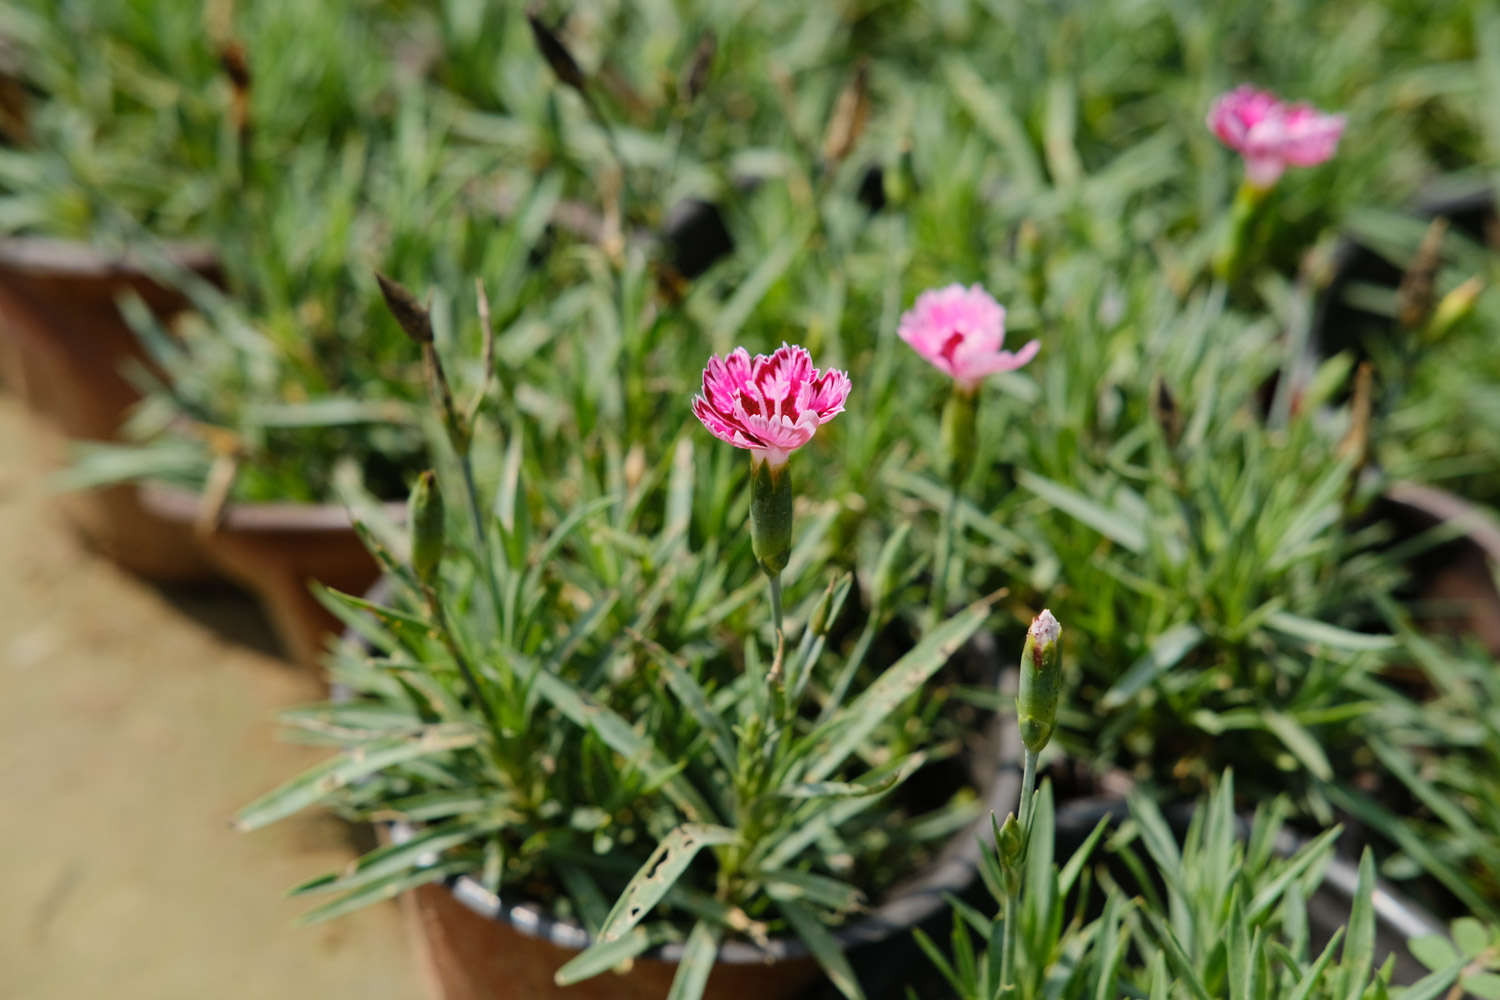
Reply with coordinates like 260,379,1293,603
0,394,420,998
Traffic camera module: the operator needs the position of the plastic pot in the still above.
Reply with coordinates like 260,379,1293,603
0,236,224,580
139,483,402,669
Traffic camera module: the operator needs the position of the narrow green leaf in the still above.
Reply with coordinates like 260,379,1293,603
1407,935,1460,972
773,895,866,1000
594,824,737,945
1018,470,1146,553
1337,850,1376,1000
297,857,473,925
1285,927,1345,1000
634,636,736,774
525,666,717,822
1263,711,1334,781
1100,624,1203,709
1247,827,1341,922
666,921,723,1000
553,926,659,986
235,724,482,830
1391,958,1466,1000
1264,612,1395,653
756,869,864,914
803,594,996,783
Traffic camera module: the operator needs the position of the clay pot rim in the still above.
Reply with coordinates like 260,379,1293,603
0,235,220,277
353,577,1021,967
1383,480,1500,566
138,481,406,534
386,759,1016,965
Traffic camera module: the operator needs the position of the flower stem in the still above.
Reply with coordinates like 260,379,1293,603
766,573,785,687
459,451,505,635
930,484,959,617
1002,747,1041,993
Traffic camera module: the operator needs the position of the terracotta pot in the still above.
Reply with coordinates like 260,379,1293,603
348,595,1020,1000
391,743,1017,1000
0,237,225,580
139,483,403,669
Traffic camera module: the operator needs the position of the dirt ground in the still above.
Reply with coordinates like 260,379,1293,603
0,393,420,998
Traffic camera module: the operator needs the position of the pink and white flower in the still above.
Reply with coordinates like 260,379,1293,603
898,284,1039,392
693,343,850,467
1208,85,1345,190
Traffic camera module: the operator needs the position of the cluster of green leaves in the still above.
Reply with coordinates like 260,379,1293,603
923,773,1494,1000
236,304,1002,999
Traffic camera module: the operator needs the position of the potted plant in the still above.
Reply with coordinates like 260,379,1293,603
232,267,1040,998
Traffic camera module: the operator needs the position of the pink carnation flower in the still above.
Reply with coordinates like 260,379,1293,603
693,343,850,467
1208,85,1345,189
898,284,1040,392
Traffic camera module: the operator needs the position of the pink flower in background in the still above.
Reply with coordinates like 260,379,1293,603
1208,85,1345,189
693,343,850,467
898,284,1039,392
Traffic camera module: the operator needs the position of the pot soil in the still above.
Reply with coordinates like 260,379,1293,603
139,483,403,669
0,237,225,579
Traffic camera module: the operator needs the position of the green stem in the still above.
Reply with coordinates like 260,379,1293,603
930,485,959,617
459,452,505,635
1019,748,1039,834
1003,747,1041,994
766,573,786,697
422,584,520,799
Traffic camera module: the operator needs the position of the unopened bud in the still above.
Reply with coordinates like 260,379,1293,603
821,61,870,165
409,470,444,585
1151,376,1182,448
1396,217,1448,331
1016,610,1062,755
1423,275,1483,343
375,272,432,344
679,30,716,104
997,812,1023,862
526,12,587,94
749,457,792,578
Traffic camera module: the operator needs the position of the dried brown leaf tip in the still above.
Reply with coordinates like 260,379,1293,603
680,30,716,105
822,60,870,165
1151,375,1182,448
1337,361,1374,469
527,11,587,94
1396,216,1448,331
375,272,433,344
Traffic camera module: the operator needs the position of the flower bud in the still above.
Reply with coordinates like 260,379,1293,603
1423,275,1483,343
749,457,792,578
409,470,444,586
939,386,978,488
375,272,433,344
1016,609,1062,755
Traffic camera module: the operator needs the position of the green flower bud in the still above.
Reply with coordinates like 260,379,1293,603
939,386,978,489
997,811,1024,862
409,469,444,586
749,457,792,578
1423,275,1483,343
1016,609,1062,755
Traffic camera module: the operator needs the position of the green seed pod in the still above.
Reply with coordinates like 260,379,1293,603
409,469,444,586
749,457,792,578
939,386,978,488
1016,609,1062,755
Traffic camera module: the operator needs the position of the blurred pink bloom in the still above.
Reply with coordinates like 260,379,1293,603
693,343,851,467
898,284,1040,392
1208,85,1345,189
